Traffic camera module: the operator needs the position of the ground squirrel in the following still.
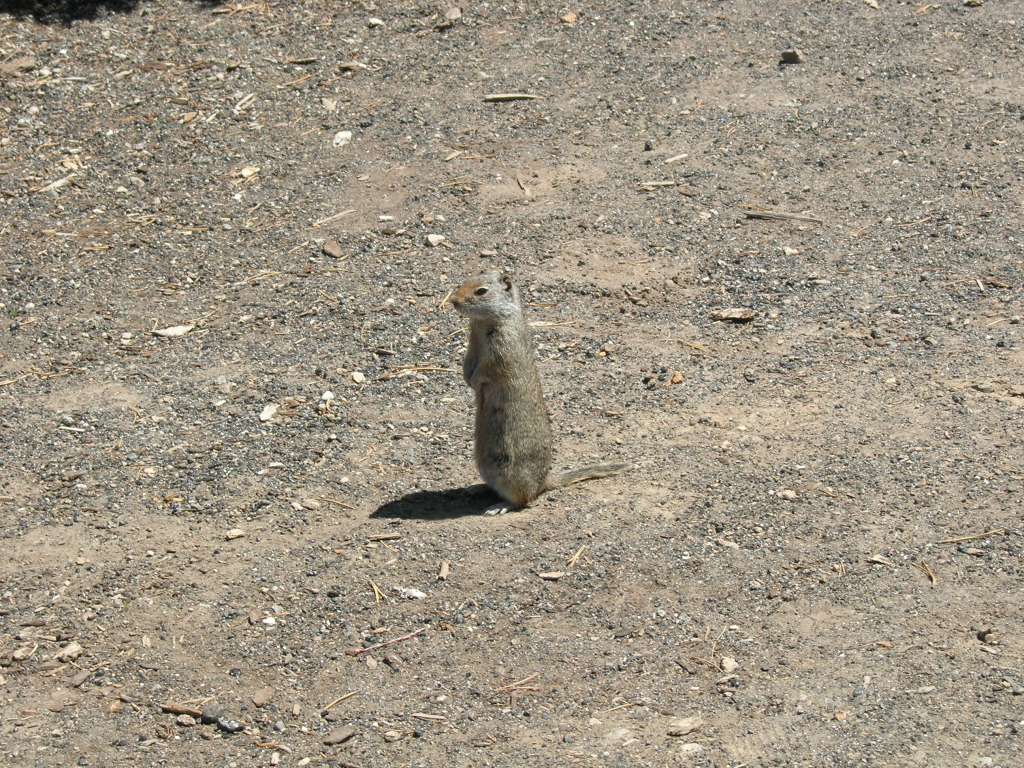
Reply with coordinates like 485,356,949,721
450,271,628,515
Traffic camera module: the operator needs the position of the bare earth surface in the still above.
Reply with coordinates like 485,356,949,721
1,1,1022,766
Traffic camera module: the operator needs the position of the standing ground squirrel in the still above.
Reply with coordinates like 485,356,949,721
450,271,629,515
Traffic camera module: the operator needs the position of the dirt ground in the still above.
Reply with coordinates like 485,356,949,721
1,1,1022,766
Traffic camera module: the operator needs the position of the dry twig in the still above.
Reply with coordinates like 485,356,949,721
312,209,355,227
937,528,1004,544
368,580,386,603
317,496,355,510
322,691,359,711
912,561,937,586
495,673,540,692
743,210,823,224
567,545,587,567
345,627,428,656
483,93,542,102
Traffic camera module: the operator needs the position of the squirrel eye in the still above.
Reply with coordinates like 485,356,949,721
474,287,489,296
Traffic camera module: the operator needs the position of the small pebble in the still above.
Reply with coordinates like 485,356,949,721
216,717,245,733
323,724,358,745
200,704,225,724
603,727,632,741
667,715,704,736
679,743,706,759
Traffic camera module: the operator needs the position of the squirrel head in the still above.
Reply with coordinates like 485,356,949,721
451,272,522,320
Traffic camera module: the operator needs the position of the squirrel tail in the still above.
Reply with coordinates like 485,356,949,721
550,462,631,490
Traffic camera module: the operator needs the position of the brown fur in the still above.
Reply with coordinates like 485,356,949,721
450,272,628,513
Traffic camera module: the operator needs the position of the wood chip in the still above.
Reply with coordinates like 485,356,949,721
160,702,203,718
252,686,275,707
55,642,83,661
538,571,565,581
667,715,704,736
367,533,401,542
409,712,446,722
323,724,357,745
743,210,823,224
225,528,245,540
712,308,755,323
1,55,36,76
31,174,76,194
866,554,895,566
437,560,450,581
152,324,195,337
483,93,543,102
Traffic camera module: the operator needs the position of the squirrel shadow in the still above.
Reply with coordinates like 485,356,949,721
0,0,221,23
370,484,499,521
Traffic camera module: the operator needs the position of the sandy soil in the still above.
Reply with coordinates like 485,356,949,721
1,1,1022,766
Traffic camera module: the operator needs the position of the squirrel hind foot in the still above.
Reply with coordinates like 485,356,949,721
482,502,516,516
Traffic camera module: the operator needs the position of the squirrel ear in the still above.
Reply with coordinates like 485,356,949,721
500,274,514,292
